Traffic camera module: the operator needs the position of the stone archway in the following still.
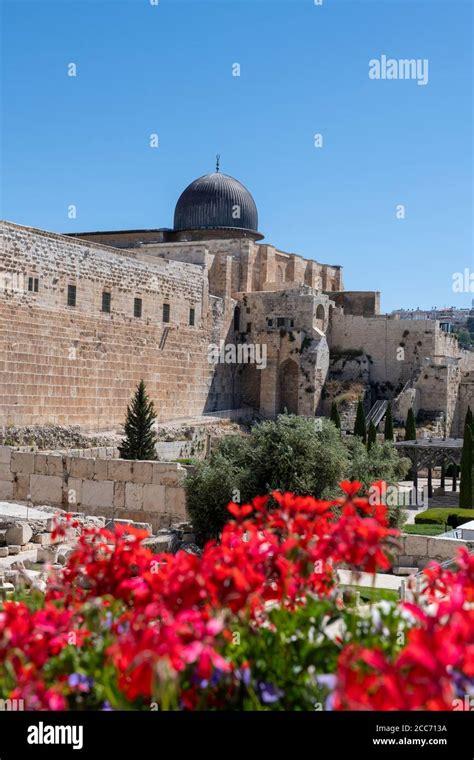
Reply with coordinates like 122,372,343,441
278,358,299,415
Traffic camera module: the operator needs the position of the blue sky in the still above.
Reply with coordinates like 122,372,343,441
1,0,472,312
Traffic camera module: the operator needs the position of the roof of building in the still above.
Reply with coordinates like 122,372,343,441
173,172,259,233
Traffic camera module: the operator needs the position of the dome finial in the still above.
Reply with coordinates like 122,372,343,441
216,154,220,173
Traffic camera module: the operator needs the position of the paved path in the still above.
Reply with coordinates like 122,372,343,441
338,569,403,590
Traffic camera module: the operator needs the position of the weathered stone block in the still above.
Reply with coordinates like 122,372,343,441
37,546,60,563
131,461,153,484
69,457,95,480
13,474,30,501
66,478,82,508
108,460,133,482
404,534,428,557
47,455,64,476
30,474,63,505
8,545,21,555
125,483,144,510
151,462,178,485
397,555,415,566
113,481,125,508
164,486,187,519
0,481,13,500
0,547,8,557
143,484,166,512
0,447,11,465
6,523,33,546
427,537,464,560
82,480,114,508
34,454,49,475
0,464,13,482
11,451,35,475
33,533,55,545
94,459,108,481
141,534,172,553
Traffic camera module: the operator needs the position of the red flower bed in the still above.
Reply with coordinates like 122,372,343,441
0,482,472,711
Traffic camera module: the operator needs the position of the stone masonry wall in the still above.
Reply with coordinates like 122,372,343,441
330,314,446,388
0,222,232,429
0,445,188,533
396,532,474,570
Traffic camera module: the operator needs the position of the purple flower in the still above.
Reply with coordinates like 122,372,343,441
258,682,283,704
235,666,251,686
68,673,93,692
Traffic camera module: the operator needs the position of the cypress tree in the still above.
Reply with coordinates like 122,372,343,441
384,403,394,442
466,405,473,429
459,421,474,508
119,380,158,460
404,408,417,441
367,421,377,450
330,401,341,430
354,399,367,443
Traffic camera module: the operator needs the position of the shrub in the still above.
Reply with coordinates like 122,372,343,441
186,415,349,540
415,508,474,527
187,416,411,539
459,417,474,508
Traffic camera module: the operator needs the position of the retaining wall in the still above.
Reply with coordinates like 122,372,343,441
0,445,188,532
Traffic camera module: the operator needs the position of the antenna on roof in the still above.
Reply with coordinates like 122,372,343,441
216,154,220,173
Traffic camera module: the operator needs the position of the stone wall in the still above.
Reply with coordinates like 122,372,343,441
0,446,188,532
330,291,380,317
0,221,235,429
396,532,474,570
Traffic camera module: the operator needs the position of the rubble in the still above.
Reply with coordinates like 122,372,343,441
0,500,200,594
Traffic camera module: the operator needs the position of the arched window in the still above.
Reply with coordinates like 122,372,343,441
316,304,325,323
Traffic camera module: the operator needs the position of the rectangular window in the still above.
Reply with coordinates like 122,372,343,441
67,284,76,307
189,307,195,326
134,297,142,318
163,303,170,323
246,322,252,333
277,317,285,327
267,318,273,327
28,277,39,293
233,307,240,332
102,291,111,313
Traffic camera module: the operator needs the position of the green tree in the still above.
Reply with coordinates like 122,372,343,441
466,405,473,429
384,403,394,442
367,421,377,450
345,438,410,528
118,379,157,460
186,415,349,541
330,401,341,430
353,400,367,443
404,408,417,441
459,420,474,508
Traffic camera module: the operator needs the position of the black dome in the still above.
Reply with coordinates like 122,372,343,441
174,172,258,233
